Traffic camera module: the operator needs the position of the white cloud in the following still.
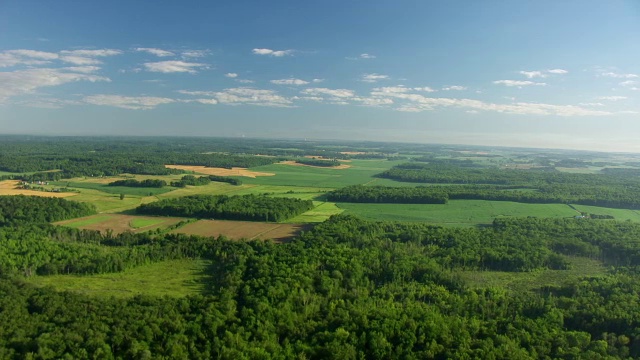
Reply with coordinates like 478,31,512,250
301,88,355,98
143,60,208,73
236,79,255,84
372,86,411,94
252,48,293,57
360,53,376,59
63,66,101,73
135,47,175,57
312,78,324,83
620,80,638,88
369,89,611,116
519,69,568,78
179,87,293,107
84,94,174,110
578,102,605,107
413,87,437,92
601,72,638,79
361,73,389,83
225,73,238,78
270,78,309,85
0,68,109,102
60,56,102,65
519,71,546,79
493,80,547,87
442,85,467,91
352,97,393,106
181,50,210,58
60,49,122,57
6,49,59,60
597,96,627,101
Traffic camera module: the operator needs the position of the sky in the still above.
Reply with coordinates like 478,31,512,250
1,0,639,152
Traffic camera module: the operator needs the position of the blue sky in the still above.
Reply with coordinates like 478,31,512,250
1,0,639,151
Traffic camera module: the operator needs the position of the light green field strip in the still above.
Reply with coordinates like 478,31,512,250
28,259,210,298
59,215,113,227
129,217,167,229
284,201,344,223
458,257,607,293
570,204,640,222
337,200,579,226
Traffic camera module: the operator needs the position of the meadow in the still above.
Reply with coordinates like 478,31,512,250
55,214,185,234
28,259,210,298
336,200,580,226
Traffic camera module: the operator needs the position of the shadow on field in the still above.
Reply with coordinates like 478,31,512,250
189,260,225,296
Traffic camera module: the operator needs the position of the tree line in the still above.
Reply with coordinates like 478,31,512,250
108,179,167,188
136,194,313,222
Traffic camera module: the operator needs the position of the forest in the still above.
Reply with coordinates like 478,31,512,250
108,179,167,188
135,194,314,222
2,197,640,358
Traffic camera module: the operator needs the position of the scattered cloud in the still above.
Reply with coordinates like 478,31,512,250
579,102,605,107
6,49,59,60
601,72,638,79
225,73,238,78
60,49,122,57
60,56,102,65
597,96,627,101
0,68,110,102
270,78,309,85
361,73,389,83
143,60,208,73
312,78,324,83
493,80,547,87
179,87,293,107
236,79,255,84
63,66,101,73
442,85,467,91
181,50,210,58
252,48,293,57
135,47,175,57
359,53,376,59
519,69,568,78
83,94,174,110
301,88,355,98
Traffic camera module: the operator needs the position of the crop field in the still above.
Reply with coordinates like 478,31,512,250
173,219,311,241
279,160,352,169
28,259,209,298
165,165,275,178
56,214,184,234
284,201,344,223
242,159,403,188
0,180,78,198
337,200,580,226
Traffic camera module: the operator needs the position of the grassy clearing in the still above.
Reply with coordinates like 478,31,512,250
570,204,640,222
130,217,167,229
28,259,209,298
285,201,344,223
174,220,309,241
56,214,185,234
337,200,578,226
61,215,113,228
458,257,607,293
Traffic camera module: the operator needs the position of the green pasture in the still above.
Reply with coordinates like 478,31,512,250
60,215,113,228
28,259,210,298
130,217,167,228
242,160,401,188
458,256,607,293
570,204,640,222
285,201,344,223
65,188,152,213
337,200,579,226
52,181,175,196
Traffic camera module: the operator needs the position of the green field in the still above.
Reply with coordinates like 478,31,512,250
285,201,344,223
129,217,167,228
28,259,210,298
571,204,640,222
337,200,580,226
242,160,402,188
459,256,607,293
53,181,176,196
61,215,113,228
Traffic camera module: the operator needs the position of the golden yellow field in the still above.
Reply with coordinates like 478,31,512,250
164,165,275,178
0,180,77,198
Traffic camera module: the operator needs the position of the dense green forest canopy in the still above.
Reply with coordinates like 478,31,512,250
3,207,640,358
136,194,314,222
108,179,167,188
0,195,95,226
